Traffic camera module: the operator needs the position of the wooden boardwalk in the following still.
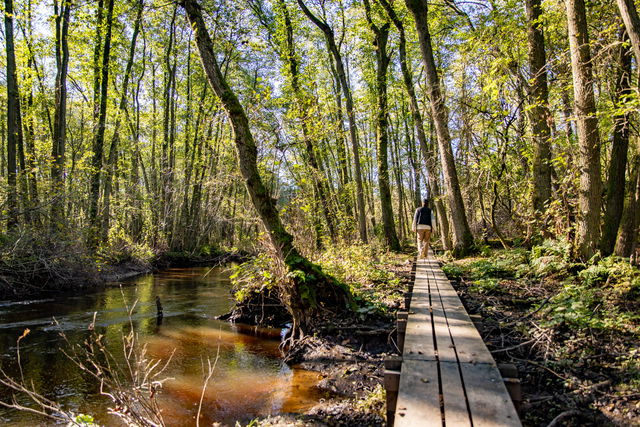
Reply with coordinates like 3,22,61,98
390,257,521,427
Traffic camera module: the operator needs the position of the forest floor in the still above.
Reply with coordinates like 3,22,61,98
443,244,640,427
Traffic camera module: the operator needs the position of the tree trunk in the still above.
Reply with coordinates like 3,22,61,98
102,0,143,238
24,2,40,225
565,0,602,260
380,0,451,250
617,0,640,65
4,0,20,228
162,8,178,240
180,0,351,334
89,0,114,243
601,37,631,256
525,0,552,215
615,153,640,257
364,0,400,250
276,0,337,243
297,0,368,243
405,0,473,254
51,0,72,225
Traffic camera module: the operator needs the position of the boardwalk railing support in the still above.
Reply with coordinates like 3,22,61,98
396,311,408,352
384,356,402,427
499,363,522,413
403,291,412,310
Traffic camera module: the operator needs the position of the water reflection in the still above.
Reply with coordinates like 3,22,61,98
0,267,322,426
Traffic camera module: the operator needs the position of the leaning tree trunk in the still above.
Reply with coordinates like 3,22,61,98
180,0,351,335
380,0,452,251
405,0,473,255
601,36,631,256
565,0,602,260
525,0,552,217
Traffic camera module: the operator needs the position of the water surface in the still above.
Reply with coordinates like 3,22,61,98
0,267,323,426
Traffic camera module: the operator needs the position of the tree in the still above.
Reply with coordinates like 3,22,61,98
179,0,351,335
565,0,602,259
379,0,452,250
89,0,115,243
363,0,400,250
525,0,552,218
51,0,72,224
615,154,640,257
601,36,631,256
296,0,368,243
272,0,337,244
4,0,22,228
404,0,474,254
617,0,640,65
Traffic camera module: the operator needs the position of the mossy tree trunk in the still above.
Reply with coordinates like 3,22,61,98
565,0,602,260
180,0,351,334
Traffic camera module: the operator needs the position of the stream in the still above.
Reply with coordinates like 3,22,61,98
0,266,324,426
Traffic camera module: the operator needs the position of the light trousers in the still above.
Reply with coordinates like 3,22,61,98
416,228,431,258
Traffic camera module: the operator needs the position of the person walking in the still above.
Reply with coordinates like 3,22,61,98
412,199,433,259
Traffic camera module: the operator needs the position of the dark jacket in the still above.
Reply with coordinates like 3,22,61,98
414,207,432,227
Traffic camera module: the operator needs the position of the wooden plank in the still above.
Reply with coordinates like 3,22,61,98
431,276,496,365
440,361,472,427
402,313,436,360
394,254,521,427
395,360,442,427
428,270,458,364
460,362,522,427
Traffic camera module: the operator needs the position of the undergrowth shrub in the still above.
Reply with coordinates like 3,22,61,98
468,278,502,295
531,239,572,260
230,253,280,303
97,226,155,267
0,228,99,297
314,244,402,314
529,239,574,277
442,264,463,281
544,279,639,333
467,259,513,280
443,246,640,335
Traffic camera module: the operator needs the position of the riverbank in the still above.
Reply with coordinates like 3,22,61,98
223,245,414,426
0,229,247,300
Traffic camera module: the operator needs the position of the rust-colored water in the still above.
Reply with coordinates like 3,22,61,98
0,267,324,426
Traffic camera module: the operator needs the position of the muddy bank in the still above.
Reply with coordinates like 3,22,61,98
223,259,413,426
